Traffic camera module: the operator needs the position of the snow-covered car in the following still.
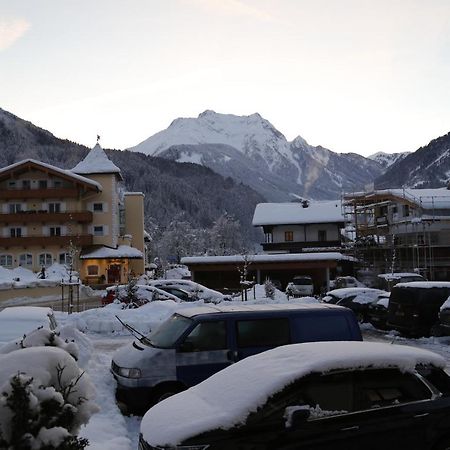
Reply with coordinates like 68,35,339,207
146,279,229,303
377,272,426,291
139,341,450,450
285,276,314,298
321,287,388,323
101,284,181,307
0,306,58,343
333,276,364,289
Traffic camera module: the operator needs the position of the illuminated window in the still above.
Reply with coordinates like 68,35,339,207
285,231,293,242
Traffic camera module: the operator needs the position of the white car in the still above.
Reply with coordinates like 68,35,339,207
286,276,314,297
0,306,58,343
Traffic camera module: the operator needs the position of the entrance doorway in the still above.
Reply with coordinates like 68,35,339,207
107,264,121,284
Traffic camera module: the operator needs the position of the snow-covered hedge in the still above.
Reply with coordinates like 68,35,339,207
0,345,98,449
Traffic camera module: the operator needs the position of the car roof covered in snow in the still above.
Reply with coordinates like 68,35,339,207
325,287,387,298
141,341,445,447
176,302,345,318
0,306,54,320
394,281,450,289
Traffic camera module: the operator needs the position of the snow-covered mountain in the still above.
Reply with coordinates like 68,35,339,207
368,151,409,170
130,110,384,201
376,132,450,189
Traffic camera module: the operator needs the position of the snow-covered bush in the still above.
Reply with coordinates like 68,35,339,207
0,346,98,449
0,328,79,361
264,279,276,300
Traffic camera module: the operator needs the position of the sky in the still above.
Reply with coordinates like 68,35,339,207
1,0,450,156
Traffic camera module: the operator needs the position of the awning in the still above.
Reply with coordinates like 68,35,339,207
79,245,143,260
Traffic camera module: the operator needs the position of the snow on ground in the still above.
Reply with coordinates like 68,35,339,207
3,283,450,449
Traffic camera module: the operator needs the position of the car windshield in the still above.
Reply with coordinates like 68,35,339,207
142,314,193,348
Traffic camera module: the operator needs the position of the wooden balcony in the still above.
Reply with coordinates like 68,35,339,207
0,234,93,248
0,211,93,224
261,241,342,253
0,188,79,200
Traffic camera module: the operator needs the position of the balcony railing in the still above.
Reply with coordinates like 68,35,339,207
0,188,79,200
0,211,93,224
261,241,342,252
0,234,93,247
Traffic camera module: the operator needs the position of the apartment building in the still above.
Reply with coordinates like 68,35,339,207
344,187,450,280
0,144,145,285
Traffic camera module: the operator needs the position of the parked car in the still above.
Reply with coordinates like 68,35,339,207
334,276,363,289
0,306,58,343
437,296,450,336
322,287,388,323
285,276,314,297
156,286,197,302
139,341,450,450
367,292,391,330
387,282,450,337
101,284,181,307
377,272,426,291
147,279,229,303
112,303,362,413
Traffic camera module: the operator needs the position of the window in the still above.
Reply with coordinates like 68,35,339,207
49,227,61,236
22,180,31,190
355,369,431,410
10,227,22,238
59,253,70,265
7,181,16,189
53,180,62,188
8,203,22,213
93,203,104,212
48,203,61,213
318,230,327,242
284,231,294,242
94,226,104,236
403,204,410,217
39,253,53,267
0,254,13,268
180,321,227,352
39,180,48,189
19,253,32,267
236,318,290,348
87,265,99,276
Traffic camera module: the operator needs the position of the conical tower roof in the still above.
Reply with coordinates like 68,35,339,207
72,143,122,178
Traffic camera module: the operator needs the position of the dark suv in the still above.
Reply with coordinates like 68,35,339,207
139,341,450,450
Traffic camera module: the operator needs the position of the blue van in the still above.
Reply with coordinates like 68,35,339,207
111,303,362,412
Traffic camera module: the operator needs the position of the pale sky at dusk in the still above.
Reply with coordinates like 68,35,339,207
1,0,450,156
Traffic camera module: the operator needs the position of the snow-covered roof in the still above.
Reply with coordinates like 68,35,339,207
252,201,344,226
0,159,101,190
79,245,143,259
348,188,450,210
72,144,122,178
182,252,355,265
141,341,444,447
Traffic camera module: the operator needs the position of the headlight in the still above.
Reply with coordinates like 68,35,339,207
118,367,142,378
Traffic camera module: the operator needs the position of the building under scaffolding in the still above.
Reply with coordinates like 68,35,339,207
344,187,450,280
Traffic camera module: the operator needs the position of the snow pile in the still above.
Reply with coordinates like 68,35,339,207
0,263,80,290
141,341,444,447
164,265,191,279
65,300,192,335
